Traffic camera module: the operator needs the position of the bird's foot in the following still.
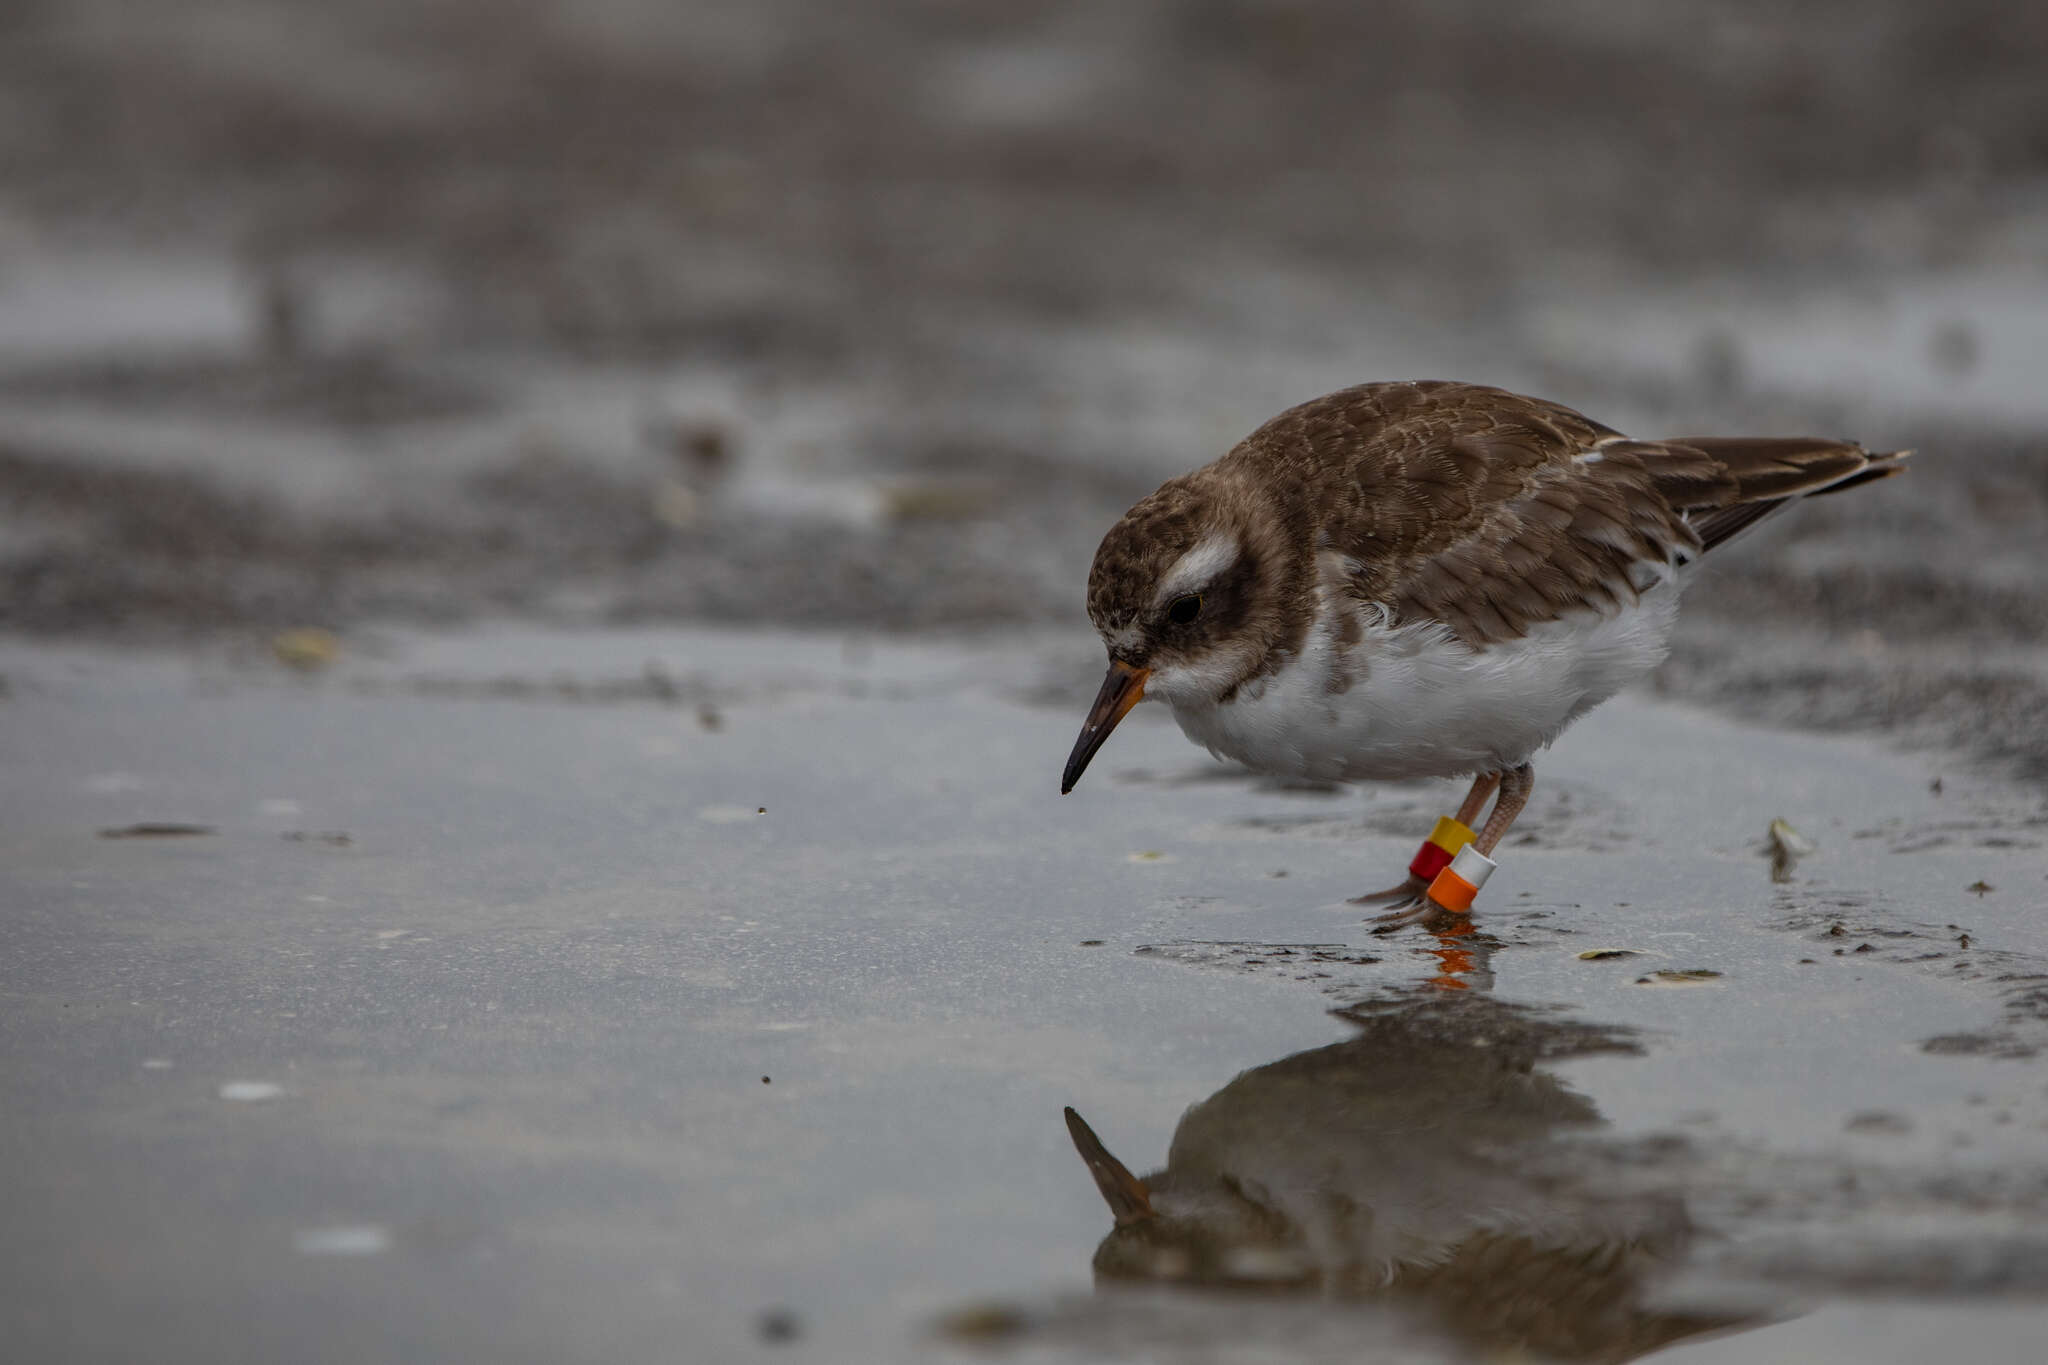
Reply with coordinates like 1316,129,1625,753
1353,875,1472,934
1348,874,1429,907
1367,898,1470,935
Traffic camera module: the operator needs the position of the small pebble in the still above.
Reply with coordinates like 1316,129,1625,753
1845,1111,1913,1137
100,823,215,839
937,1303,1028,1343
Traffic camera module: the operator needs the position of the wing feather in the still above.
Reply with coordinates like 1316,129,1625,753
1219,381,1906,646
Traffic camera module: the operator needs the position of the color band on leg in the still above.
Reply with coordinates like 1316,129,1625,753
1407,816,1476,883
1426,845,1497,913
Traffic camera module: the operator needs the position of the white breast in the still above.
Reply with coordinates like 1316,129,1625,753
1164,573,1683,782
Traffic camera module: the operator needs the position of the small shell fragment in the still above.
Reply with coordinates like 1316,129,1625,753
272,628,340,670
1766,817,1815,882
1635,969,1723,987
1769,818,1816,854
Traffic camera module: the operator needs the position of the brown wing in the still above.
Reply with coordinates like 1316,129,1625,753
1226,381,1907,646
1390,1230,1754,1362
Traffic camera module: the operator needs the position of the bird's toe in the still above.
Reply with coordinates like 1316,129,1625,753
1349,874,1430,907
1366,896,1472,935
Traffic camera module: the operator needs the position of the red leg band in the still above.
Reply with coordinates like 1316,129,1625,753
1409,841,1455,882
1407,816,1476,882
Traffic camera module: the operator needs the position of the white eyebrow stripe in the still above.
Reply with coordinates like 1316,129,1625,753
1152,531,1241,609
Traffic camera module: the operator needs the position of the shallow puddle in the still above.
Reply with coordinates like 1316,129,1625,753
2,626,2046,1363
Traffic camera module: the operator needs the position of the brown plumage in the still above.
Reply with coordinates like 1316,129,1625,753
1203,380,1905,648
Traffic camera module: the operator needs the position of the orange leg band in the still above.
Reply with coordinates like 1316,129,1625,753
1425,845,1497,914
1426,867,1479,913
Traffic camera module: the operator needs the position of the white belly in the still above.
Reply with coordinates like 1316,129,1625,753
1165,581,1682,782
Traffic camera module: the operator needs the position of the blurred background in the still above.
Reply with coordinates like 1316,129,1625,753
2,0,2045,768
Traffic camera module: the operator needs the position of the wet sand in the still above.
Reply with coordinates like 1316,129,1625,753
4,626,2046,1362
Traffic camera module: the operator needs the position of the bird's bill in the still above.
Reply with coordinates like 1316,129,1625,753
1061,660,1149,794
1063,1106,1154,1226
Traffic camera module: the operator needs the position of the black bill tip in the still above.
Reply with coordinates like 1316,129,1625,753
1062,660,1148,793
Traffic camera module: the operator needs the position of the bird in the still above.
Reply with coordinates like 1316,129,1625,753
1060,380,1905,922
1062,994,1755,1360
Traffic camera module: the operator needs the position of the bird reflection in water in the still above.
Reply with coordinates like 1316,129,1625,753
1418,916,1494,993
1064,995,1755,1362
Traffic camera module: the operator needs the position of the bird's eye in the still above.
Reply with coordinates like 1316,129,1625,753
1167,594,1203,626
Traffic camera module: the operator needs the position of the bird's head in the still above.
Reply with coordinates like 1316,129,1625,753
1063,1106,1312,1287
1061,475,1308,793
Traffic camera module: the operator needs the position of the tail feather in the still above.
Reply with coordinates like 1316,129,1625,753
1639,436,1909,556
1689,498,1791,553
1808,457,1910,497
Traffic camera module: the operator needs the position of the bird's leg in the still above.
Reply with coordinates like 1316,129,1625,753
1455,772,1503,827
1355,771,1502,917
1381,765,1536,929
1472,763,1533,856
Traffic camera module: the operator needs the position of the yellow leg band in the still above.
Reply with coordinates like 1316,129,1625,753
1427,817,1475,855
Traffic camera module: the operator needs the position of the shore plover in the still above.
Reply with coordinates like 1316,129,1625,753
1060,380,1904,922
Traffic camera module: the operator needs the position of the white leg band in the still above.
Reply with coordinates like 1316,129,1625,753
1448,844,1497,891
